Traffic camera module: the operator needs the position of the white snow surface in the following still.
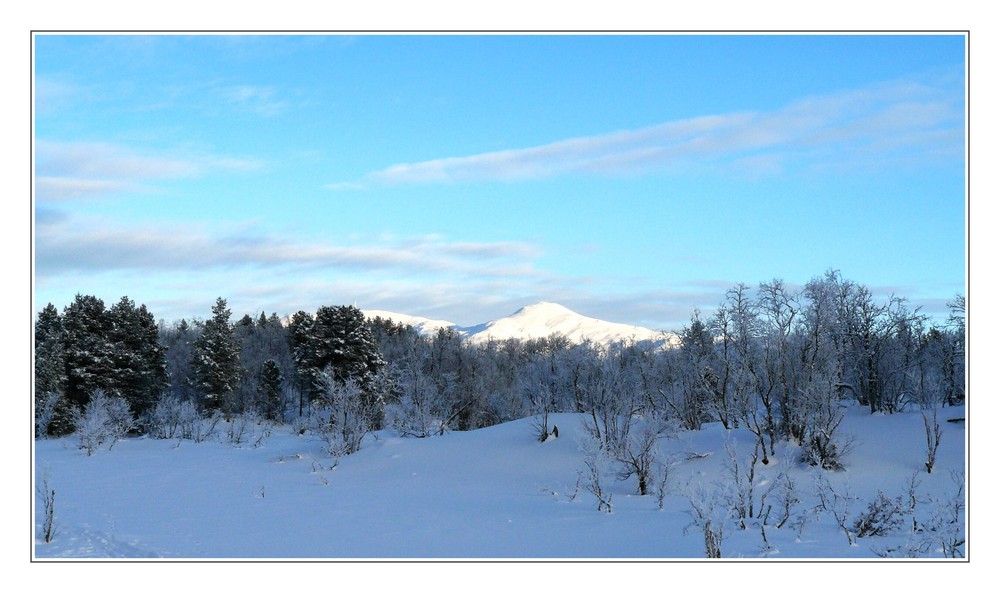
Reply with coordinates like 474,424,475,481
364,301,678,347
33,403,966,559
363,309,458,336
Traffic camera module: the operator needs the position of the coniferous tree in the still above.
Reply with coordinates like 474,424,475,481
192,298,241,413
231,311,293,415
35,304,66,398
107,296,168,420
259,359,283,422
62,294,115,409
313,305,385,390
34,304,72,436
288,305,386,424
287,310,318,415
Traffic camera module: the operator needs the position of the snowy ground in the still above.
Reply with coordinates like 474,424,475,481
32,403,966,560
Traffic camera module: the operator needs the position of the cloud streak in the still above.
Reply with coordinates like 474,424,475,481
34,140,265,202
343,69,962,187
34,215,543,281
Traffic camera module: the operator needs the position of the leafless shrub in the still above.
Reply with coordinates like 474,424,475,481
853,491,904,538
922,406,942,473
686,484,726,558
74,389,134,455
579,426,614,512
773,470,800,529
814,473,857,546
37,471,56,544
227,409,269,446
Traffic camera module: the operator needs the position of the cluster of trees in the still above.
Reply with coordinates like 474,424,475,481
34,271,965,474
34,295,167,436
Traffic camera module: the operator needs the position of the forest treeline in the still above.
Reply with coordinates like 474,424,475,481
34,270,965,470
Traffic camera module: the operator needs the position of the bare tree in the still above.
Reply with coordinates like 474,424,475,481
579,426,614,512
37,470,56,544
687,484,726,558
798,361,852,470
74,388,134,455
313,373,377,457
723,437,772,530
814,473,857,546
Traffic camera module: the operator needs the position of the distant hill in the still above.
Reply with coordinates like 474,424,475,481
364,301,678,347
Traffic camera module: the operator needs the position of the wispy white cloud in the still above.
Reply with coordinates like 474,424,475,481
341,69,962,187
34,177,140,201
34,140,264,202
34,215,544,280
36,140,199,180
35,211,956,331
33,214,563,326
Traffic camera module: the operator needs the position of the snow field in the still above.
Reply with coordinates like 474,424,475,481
33,404,966,559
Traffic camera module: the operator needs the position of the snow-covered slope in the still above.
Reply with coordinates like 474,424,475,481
33,403,967,559
363,309,457,336
462,302,675,346
364,301,677,347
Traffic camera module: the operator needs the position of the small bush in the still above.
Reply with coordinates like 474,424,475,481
854,491,904,538
74,389,134,455
37,471,56,543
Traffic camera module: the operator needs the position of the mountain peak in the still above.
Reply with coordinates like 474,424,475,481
363,302,677,347
512,301,575,317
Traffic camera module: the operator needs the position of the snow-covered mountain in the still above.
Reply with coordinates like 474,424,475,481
363,310,457,336
364,301,678,347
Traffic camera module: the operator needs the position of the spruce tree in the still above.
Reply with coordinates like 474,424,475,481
62,294,115,409
259,359,283,422
107,296,168,420
287,310,319,414
34,304,66,404
192,297,241,413
34,303,72,436
287,305,385,419
313,305,385,390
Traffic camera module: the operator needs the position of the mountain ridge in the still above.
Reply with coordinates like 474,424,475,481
364,301,678,347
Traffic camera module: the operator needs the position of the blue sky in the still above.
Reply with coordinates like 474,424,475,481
32,34,967,330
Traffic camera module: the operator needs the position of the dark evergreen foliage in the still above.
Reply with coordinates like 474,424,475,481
288,305,385,415
34,304,68,435
107,296,168,420
62,294,115,409
259,359,284,421
192,298,241,413
37,273,966,477
35,295,169,435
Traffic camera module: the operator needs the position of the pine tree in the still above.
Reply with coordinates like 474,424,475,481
287,310,318,415
287,305,385,420
192,297,241,414
62,294,115,409
259,359,283,422
35,304,66,402
314,305,385,390
314,305,386,428
107,296,168,420
34,304,71,436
